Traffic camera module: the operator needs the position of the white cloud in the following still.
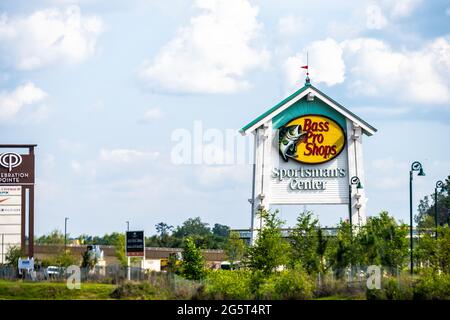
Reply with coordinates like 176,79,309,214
386,0,422,18
284,36,450,104
100,149,160,163
0,5,104,70
342,37,450,104
0,82,47,122
278,15,309,36
284,38,345,89
366,4,388,30
139,108,164,123
138,0,269,94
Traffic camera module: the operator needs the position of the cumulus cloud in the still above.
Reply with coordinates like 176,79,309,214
0,5,104,70
99,149,160,163
138,108,164,124
284,38,345,88
278,15,309,36
138,0,269,94
342,37,450,104
366,4,388,30
284,36,450,104
0,82,47,122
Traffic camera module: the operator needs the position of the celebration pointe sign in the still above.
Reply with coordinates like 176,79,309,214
240,80,376,242
0,145,36,263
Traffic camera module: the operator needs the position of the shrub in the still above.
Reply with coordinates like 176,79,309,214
413,272,450,300
258,267,314,300
203,270,253,300
110,281,158,300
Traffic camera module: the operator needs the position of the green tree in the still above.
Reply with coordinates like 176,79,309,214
81,249,98,270
357,211,408,271
173,217,211,238
246,209,289,275
416,225,450,274
55,250,78,267
212,224,230,237
289,211,321,274
181,237,205,280
224,231,246,269
36,229,65,245
5,246,24,267
416,175,450,228
155,222,174,247
114,233,127,267
328,220,359,278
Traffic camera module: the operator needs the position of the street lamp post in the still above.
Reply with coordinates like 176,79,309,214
64,217,69,252
348,176,363,231
126,221,130,232
435,180,444,240
409,161,425,275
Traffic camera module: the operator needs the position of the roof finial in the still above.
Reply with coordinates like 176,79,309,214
301,51,310,86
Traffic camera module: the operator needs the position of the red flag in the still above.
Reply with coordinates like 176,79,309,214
301,65,308,69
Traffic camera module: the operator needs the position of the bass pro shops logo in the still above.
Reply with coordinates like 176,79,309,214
278,115,346,165
0,152,23,172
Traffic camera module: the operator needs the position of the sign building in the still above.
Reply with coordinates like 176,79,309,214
241,78,376,242
0,145,36,263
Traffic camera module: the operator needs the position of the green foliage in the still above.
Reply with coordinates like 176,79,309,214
0,280,114,300
113,234,127,268
55,250,78,267
366,272,450,300
290,211,330,274
224,231,246,269
358,212,409,269
204,270,253,299
413,272,450,300
181,237,206,280
416,175,450,228
328,221,358,278
246,209,289,275
110,281,158,300
258,265,314,300
81,249,98,269
5,246,24,267
415,225,450,273
167,253,182,275
35,229,65,245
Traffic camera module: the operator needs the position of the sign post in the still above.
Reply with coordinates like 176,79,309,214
0,145,36,261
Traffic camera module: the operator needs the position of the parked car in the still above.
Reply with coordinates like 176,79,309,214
44,266,64,279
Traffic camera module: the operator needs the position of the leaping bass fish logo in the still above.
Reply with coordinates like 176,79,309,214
278,125,307,161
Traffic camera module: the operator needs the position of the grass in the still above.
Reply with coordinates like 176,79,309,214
0,279,116,300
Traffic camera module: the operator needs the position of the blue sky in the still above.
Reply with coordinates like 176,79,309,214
0,0,449,236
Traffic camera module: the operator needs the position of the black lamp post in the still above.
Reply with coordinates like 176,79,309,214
126,221,130,232
409,161,425,275
435,180,444,240
348,176,363,230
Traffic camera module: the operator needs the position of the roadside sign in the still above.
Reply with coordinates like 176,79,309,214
126,231,145,257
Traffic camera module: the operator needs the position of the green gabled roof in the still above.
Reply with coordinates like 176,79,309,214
240,82,377,135
239,84,310,134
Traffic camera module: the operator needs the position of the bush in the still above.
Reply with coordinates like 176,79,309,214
413,272,450,300
258,267,314,300
203,270,253,300
110,281,158,300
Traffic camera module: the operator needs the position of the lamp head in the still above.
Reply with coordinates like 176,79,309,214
357,181,363,189
418,168,425,176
